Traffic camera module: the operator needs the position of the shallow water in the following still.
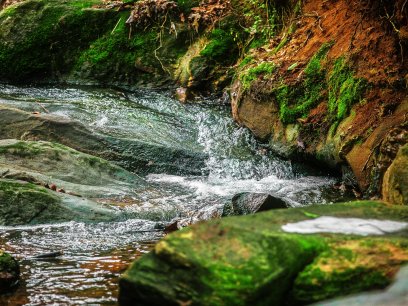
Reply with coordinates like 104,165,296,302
0,84,353,305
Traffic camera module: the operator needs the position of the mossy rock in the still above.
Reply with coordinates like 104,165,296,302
120,227,325,306
383,144,408,205
0,250,19,293
0,106,206,175
71,13,191,86
119,201,408,305
0,178,118,225
290,238,408,304
0,139,139,196
0,0,191,85
0,0,117,82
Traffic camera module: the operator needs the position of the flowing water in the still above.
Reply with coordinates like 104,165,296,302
0,84,353,305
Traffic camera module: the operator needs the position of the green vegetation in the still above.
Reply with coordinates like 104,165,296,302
200,29,236,62
274,43,332,124
328,57,367,122
75,13,158,77
240,62,276,90
0,0,115,81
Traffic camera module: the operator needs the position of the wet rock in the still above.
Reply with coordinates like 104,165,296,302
0,139,140,198
0,179,118,225
222,192,287,216
119,201,408,305
383,144,408,205
0,106,206,175
175,87,189,103
31,251,63,259
0,250,19,293
313,264,408,306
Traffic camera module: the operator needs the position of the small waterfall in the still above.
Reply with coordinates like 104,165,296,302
0,84,352,305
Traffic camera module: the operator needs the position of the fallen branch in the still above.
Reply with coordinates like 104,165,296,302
35,101,49,113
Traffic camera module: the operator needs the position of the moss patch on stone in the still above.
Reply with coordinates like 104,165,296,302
0,250,19,293
274,42,332,124
291,238,408,304
0,179,62,225
327,57,367,131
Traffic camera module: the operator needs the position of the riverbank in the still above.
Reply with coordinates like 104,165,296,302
0,0,407,305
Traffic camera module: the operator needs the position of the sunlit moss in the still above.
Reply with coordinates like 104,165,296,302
274,43,332,124
240,62,276,90
328,57,367,122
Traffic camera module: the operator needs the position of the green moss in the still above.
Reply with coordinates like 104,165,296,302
200,29,236,62
328,57,367,123
274,43,332,124
76,13,157,68
240,62,276,90
0,250,19,292
290,238,405,304
239,55,255,67
0,0,115,81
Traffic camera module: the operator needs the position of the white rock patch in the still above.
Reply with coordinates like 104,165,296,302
282,216,408,236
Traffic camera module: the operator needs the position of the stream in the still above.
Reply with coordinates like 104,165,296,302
0,85,353,305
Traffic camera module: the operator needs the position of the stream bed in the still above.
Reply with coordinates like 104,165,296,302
0,85,353,305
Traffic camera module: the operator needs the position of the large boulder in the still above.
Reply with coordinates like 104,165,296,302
0,179,118,225
383,144,408,205
0,139,140,198
0,106,206,175
222,192,287,216
0,250,19,293
119,201,408,305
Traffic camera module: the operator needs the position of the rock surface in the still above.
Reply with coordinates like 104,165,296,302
119,201,408,305
0,250,19,293
0,179,118,225
0,139,140,198
222,192,287,216
383,144,408,205
0,106,206,175
314,265,408,306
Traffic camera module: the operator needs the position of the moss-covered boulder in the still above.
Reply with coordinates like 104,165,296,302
0,139,140,198
0,250,19,293
383,144,408,205
0,106,206,175
0,0,117,82
312,264,408,306
119,201,408,305
0,179,117,225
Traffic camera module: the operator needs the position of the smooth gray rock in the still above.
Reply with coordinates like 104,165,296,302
0,106,206,175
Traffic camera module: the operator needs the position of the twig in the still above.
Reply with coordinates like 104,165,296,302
154,14,171,75
304,11,324,32
348,13,365,51
35,101,49,113
111,17,122,35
